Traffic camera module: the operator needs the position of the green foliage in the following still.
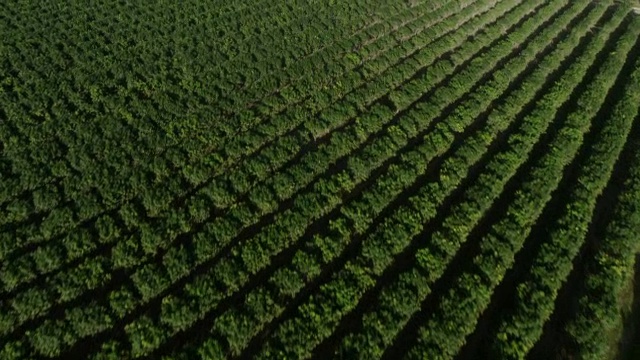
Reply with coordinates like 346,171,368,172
1,0,639,358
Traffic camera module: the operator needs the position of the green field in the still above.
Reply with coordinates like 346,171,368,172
2,0,640,359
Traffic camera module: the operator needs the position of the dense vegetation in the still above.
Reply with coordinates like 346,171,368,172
1,0,640,359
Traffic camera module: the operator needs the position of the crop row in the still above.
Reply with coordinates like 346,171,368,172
0,0,468,265
0,0,514,356
0,0,490,326
0,0,465,282
222,1,575,358
0,0,395,226
330,1,606,358
0,0,408,237
563,112,640,360
540,23,640,359
483,13,640,360
0,0,498,316
120,0,541,357
402,6,638,360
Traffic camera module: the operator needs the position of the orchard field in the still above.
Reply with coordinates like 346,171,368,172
2,0,640,359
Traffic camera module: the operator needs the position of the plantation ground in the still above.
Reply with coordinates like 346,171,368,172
1,0,640,359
